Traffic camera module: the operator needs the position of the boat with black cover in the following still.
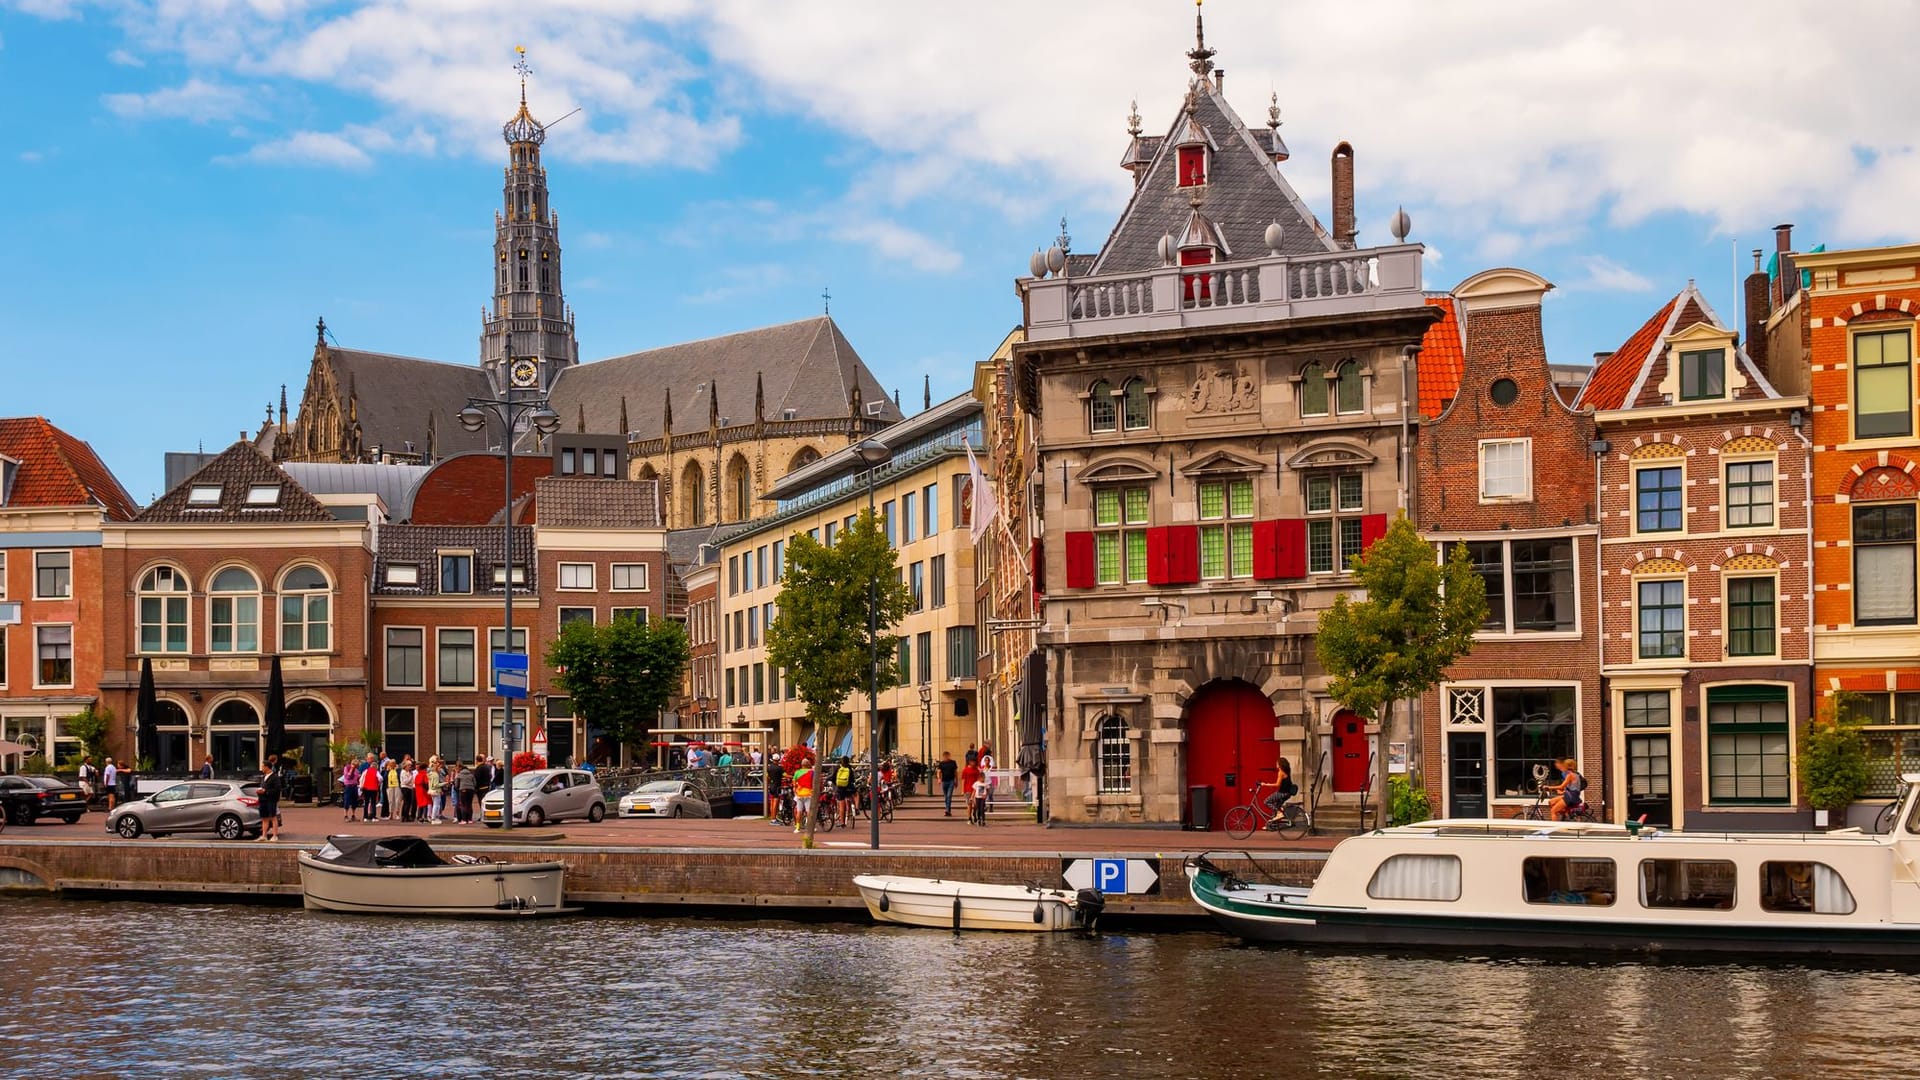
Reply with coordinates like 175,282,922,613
298,834,575,917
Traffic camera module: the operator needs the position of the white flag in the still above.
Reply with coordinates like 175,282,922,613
964,437,999,545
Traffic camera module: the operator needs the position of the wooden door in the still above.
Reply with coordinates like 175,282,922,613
1331,710,1368,792
1185,681,1277,831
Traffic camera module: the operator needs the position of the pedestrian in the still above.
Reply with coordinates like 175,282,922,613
256,755,282,842
765,758,785,825
398,757,415,823
791,760,815,835
102,758,118,811
456,761,477,823
341,758,359,821
427,757,446,825
413,760,430,824
385,756,402,821
937,752,958,817
359,753,381,822
474,756,495,800
979,744,997,809
964,743,977,767
198,756,215,781
960,755,984,822
76,755,97,804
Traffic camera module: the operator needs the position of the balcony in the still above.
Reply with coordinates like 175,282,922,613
1020,243,1426,343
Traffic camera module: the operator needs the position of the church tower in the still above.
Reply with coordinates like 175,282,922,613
481,48,578,395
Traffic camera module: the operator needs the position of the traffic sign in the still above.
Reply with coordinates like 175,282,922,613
493,651,529,699
1061,858,1161,895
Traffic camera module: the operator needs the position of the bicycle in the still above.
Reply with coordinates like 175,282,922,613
1875,800,1900,834
1224,789,1312,840
1519,783,1604,824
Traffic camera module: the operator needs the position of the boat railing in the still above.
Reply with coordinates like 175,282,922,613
1402,820,1895,844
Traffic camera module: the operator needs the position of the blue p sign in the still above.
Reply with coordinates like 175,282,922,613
1092,859,1126,894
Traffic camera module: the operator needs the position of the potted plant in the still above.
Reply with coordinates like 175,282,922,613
1800,692,1872,829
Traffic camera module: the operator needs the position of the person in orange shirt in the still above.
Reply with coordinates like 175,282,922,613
791,761,816,835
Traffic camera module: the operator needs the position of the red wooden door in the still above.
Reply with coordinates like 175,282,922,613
1331,710,1368,792
1185,681,1277,831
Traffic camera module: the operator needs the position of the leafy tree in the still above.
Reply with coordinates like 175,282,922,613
766,509,912,845
1315,513,1487,814
546,616,690,752
1801,691,1872,820
64,704,113,766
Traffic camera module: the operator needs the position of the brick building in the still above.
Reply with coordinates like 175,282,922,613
0,417,139,768
1574,281,1811,829
1415,269,1604,820
971,330,1044,782
99,443,374,773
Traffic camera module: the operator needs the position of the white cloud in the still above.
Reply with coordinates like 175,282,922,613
834,219,963,273
1569,255,1655,294
225,130,372,169
107,47,143,67
686,263,793,305
103,77,254,122
19,149,44,163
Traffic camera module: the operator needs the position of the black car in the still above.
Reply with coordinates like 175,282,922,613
0,775,90,825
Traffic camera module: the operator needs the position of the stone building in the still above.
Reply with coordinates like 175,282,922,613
970,330,1041,781
1415,269,1605,821
1576,278,1811,830
1010,15,1439,827
0,417,139,767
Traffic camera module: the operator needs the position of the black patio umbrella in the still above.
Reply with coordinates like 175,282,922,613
263,654,287,768
135,657,159,767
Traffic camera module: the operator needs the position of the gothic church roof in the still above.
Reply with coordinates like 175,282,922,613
326,347,494,457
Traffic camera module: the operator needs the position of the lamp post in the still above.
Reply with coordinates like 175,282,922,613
854,438,892,850
918,682,933,795
459,388,560,831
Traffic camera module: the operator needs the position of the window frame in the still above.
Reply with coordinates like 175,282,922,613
1306,473,1365,575
1091,484,1150,585
1477,438,1532,503
1633,465,1685,534
277,564,332,654
33,623,74,689
1198,476,1255,580
557,562,595,591
611,563,648,592
1677,348,1727,402
1722,456,1776,530
207,565,262,655
1298,362,1329,417
1852,326,1914,442
33,550,72,600
1724,574,1778,659
1122,378,1152,431
439,552,474,595
1333,361,1365,415
1704,685,1794,806
1853,502,1918,627
136,564,191,655
1087,379,1117,434
436,627,478,690
383,626,426,689
1635,577,1687,661
559,607,595,629
1096,714,1132,794
436,707,478,765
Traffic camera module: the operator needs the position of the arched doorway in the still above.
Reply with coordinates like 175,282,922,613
209,698,260,774
1184,680,1278,831
152,699,190,773
285,698,333,777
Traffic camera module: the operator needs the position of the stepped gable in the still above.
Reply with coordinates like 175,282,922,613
1416,297,1466,419
1576,283,1779,411
137,441,333,523
1089,79,1334,275
327,347,494,456
548,316,902,437
0,416,139,519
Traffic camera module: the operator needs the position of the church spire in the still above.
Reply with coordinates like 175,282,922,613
1186,0,1216,77
481,45,577,394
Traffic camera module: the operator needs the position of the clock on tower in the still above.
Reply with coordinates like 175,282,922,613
509,358,539,389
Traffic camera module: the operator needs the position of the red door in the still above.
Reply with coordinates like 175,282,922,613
1331,710,1368,792
1185,681,1277,831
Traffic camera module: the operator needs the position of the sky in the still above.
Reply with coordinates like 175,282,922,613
6,0,1919,501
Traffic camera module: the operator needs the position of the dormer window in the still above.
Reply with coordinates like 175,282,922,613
187,485,222,507
245,484,281,506
0,455,18,506
1679,349,1725,401
1177,145,1207,187
385,564,420,586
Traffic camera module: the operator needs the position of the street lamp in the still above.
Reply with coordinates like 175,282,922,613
854,437,892,850
918,682,933,795
459,387,560,831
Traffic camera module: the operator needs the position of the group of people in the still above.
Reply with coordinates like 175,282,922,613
338,752,494,826
765,754,899,832
935,743,997,821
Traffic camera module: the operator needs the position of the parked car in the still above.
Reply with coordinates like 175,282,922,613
0,775,89,826
619,780,711,819
107,780,263,840
481,769,606,827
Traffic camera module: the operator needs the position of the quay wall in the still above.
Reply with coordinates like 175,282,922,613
0,840,1320,921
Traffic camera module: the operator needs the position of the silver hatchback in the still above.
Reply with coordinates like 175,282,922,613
481,768,606,827
108,780,264,841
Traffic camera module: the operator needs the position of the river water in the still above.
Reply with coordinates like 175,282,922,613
3,896,1916,1079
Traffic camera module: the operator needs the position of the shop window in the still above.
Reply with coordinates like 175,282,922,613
1491,686,1576,799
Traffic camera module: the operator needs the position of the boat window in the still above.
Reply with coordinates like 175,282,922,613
1522,857,1616,906
1638,859,1736,910
1760,861,1856,915
1366,854,1462,901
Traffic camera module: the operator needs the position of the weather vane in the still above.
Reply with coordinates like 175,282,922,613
514,44,532,97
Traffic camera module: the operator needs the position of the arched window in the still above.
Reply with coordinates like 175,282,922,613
279,564,331,653
1335,361,1364,414
209,567,261,654
726,454,752,521
1096,714,1132,794
1122,378,1151,430
1088,379,1116,433
787,446,821,475
681,461,705,527
1299,362,1329,417
137,565,190,654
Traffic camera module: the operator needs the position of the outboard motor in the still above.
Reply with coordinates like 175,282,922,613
1073,888,1106,933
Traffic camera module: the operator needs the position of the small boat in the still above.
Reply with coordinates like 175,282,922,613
298,835,576,917
853,874,1104,932
1187,773,1920,959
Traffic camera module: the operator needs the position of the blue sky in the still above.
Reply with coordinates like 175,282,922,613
7,1,1918,500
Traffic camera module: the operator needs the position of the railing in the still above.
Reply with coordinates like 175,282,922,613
1863,726,1920,798
1023,243,1424,343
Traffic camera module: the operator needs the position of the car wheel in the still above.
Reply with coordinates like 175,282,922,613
669,805,683,819
115,816,143,839
215,814,243,841
6,805,31,826
484,822,502,829
587,802,605,823
525,806,546,827
59,814,83,825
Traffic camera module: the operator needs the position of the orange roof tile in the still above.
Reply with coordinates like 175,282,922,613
1417,296,1465,419
0,416,138,519
1575,297,1680,411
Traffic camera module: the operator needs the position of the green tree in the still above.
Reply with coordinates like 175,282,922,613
64,704,114,766
1801,691,1872,822
546,616,690,753
1314,513,1487,819
766,508,912,845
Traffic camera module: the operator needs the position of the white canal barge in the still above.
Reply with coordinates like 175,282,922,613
1187,774,1920,957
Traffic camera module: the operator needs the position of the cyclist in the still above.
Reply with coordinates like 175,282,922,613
878,760,897,817
1547,757,1587,821
1258,757,1300,826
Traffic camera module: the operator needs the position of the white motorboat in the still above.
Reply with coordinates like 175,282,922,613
1187,772,1920,959
298,835,576,917
853,874,1104,932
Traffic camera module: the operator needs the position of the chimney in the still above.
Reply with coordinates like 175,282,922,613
1773,224,1795,309
1744,248,1773,379
1213,69,1225,93
1331,143,1356,250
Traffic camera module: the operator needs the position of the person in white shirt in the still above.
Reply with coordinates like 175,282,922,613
102,758,119,811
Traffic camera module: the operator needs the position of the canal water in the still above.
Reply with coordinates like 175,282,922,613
4,896,1917,1079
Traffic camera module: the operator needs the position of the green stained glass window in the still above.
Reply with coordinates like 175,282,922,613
1095,533,1121,585
1199,482,1225,520
1095,488,1120,526
1229,479,1254,518
1230,523,1254,578
1125,531,1148,582
1125,488,1149,524
1200,526,1226,579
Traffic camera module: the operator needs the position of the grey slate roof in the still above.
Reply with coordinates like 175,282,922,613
137,442,335,524
1090,80,1334,274
546,316,902,438
281,462,429,513
533,477,662,529
664,525,721,569
327,348,495,457
374,524,537,596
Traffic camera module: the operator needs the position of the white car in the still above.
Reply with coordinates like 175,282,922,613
619,780,711,819
481,768,606,827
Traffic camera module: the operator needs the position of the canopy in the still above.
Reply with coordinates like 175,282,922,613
135,658,158,766
313,835,448,869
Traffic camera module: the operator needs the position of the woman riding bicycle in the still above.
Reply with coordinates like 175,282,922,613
1258,757,1300,822
1546,757,1587,821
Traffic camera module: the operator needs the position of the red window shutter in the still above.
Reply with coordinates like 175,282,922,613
1253,520,1281,579
1030,539,1045,597
1360,513,1389,553
1177,145,1205,187
1179,248,1214,303
1276,519,1307,578
1146,526,1171,586
1165,524,1201,584
1063,532,1095,589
